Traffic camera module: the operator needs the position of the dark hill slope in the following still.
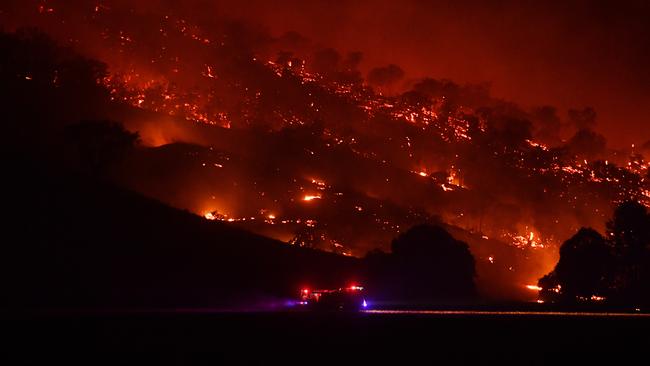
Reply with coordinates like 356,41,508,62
4,165,359,309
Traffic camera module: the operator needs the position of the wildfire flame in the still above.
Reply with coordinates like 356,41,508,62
303,195,322,202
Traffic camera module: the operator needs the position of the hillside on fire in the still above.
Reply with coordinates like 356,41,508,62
1,1,649,308
4,2,650,364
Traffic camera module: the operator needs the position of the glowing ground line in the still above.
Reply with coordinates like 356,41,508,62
363,310,650,317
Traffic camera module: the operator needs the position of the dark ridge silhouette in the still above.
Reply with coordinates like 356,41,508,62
4,162,360,309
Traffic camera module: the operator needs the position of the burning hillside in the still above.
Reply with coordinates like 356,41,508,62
2,0,649,300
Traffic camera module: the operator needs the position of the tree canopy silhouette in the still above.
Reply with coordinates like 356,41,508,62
63,120,140,175
606,201,650,303
538,228,612,302
539,201,650,305
367,64,404,89
607,201,650,257
365,224,476,303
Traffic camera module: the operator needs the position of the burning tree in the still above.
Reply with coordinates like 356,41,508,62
289,226,322,249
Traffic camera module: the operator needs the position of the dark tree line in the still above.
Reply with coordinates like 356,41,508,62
539,201,650,306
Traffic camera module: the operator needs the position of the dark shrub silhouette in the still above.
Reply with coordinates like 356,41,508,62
606,201,650,304
365,224,476,303
567,128,607,160
539,201,650,306
367,64,404,89
4,165,360,309
63,120,140,175
607,201,650,257
538,228,613,302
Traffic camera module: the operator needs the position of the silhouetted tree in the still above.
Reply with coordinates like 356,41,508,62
538,272,561,303
568,107,597,130
482,114,533,149
1,28,111,145
412,78,460,100
540,201,650,305
607,201,650,257
566,128,607,160
532,105,562,146
400,90,432,108
539,228,612,302
312,48,340,78
63,120,139,175
366,225,476,302
367,64,404,91
606,201,650,303
338,51,364,84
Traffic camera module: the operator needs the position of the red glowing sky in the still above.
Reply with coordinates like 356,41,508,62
217,0,650,148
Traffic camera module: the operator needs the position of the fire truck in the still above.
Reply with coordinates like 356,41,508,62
298,285,368,311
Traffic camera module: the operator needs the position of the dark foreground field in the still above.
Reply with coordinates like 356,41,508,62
3,310,649,364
